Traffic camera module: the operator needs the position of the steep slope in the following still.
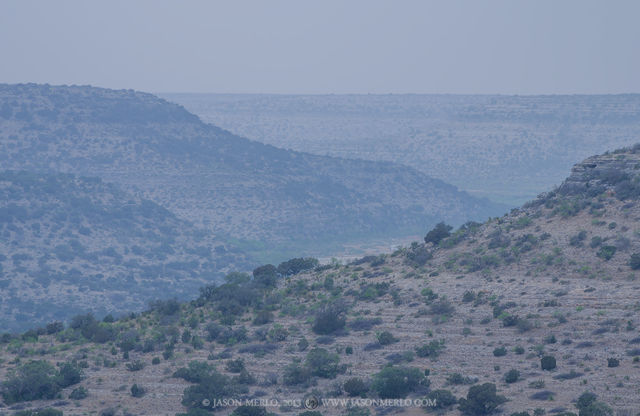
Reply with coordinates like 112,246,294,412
0,171,250,331
163,93,640,206
0,84,505,261
1,148,640,415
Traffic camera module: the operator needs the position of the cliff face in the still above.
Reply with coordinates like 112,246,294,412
558,145,640,198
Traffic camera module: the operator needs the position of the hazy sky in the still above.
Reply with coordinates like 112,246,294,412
1,0,639,94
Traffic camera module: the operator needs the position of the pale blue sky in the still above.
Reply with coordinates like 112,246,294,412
1,0,638,94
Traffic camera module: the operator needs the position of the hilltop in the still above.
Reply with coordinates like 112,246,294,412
0,171,249,331
2,147,640,415
164,93,640,206
0,84,505,261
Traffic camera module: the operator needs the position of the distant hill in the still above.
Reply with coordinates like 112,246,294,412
0,171,249,331
3,147,640,414
162,93,640,206
0,84,505,261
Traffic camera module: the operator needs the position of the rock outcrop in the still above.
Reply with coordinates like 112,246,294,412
558,145,640,197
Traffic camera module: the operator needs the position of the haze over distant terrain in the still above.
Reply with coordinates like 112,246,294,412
0,83,504,265
164,93,640,206
2,1,639,95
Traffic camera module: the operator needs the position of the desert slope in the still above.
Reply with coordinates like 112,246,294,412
2,147,640,415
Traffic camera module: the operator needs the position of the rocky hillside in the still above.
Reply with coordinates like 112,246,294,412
0,171,249,332
0,84,505,261
1,148,639,415
164,93,640,206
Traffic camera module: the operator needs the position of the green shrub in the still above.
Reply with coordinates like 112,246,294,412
216,326,248,345
253,310,273,326
1,360,82,404
458,383,507,415
596,245,616,261
516,318,534,333
462,291,476,303
421,287,438,302
57,362,83,388
504,369,520,384
234,369,256,385
569,231,587,247
493,347,507,357
283,361,311,386
277,258,319,276
405,243,433,267
181,370,247,412
312,303,346,335
629,253,640,270
323,276,335,290
576,392,598,409
376,331,398,346
359,282,390,300
415,340,445,359
345,408,370,416
429,298,455,316
512,216,532,229
540,356,556,371
149,298,181,316
298,338,309,351
576,391,612,416
69,386,88,400
492,302,515,318
45,321,65,334
305,348,341,378
69,313,116,343
501,314,519,327
131,383,145,397
231,405,268,416
199,279,261,316
607,358,619,368
343,377,369,397
439,221,481,249
424,389,457,410
267,324,289,342
14,409,63,416
446,373,474,385
99,408,117,416
173,361,216,383
188,315,199,329
252,264,279,287
126,360,145,372
226,359,245,373
371,366,426,399
205,323,223,341
424,222,453,245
